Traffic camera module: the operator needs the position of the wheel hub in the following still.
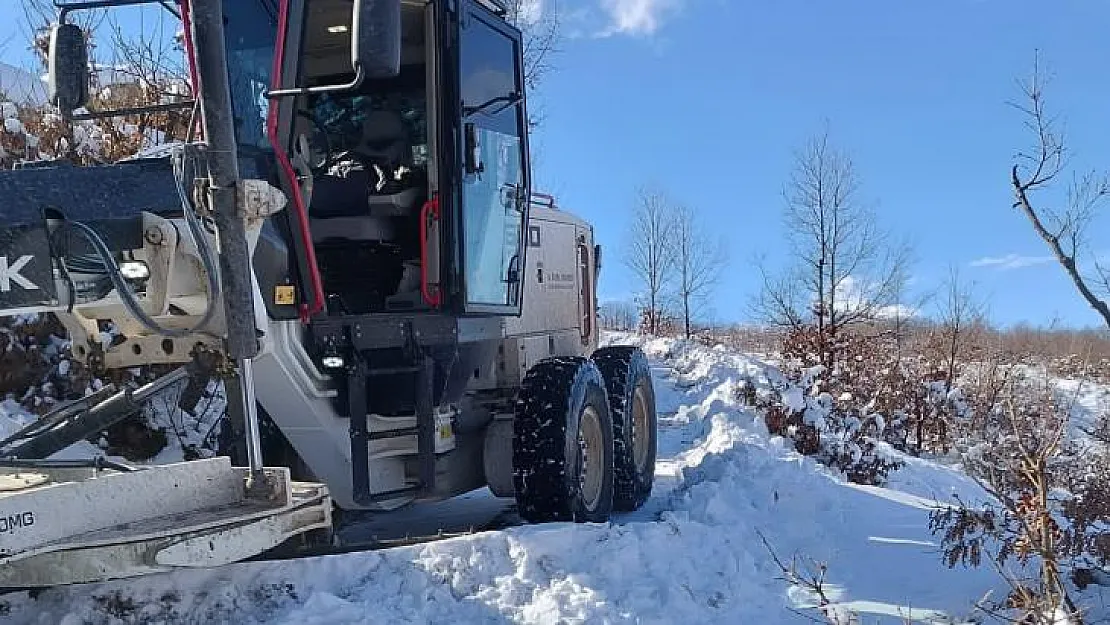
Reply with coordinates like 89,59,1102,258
578,406,604,511
632,384,651,474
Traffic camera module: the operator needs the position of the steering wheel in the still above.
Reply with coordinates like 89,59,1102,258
295,110,332,175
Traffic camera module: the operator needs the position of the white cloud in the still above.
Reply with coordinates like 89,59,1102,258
516,0,545,26
969,253,1054,270
822,275,918,320
874,304,919,320
596,0,681,37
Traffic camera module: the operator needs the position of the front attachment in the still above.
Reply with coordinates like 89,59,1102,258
0,457,331,587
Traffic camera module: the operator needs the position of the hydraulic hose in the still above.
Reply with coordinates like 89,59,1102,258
60,144,223,339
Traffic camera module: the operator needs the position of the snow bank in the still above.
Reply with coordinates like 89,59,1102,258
1055,375,1110,444
4,333,1024,624
0,399,35,441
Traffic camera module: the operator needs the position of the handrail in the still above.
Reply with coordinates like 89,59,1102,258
265,0,326,320
419,195,442,308
530,191,557,209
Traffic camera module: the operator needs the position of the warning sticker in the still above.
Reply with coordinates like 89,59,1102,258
275,285,296,305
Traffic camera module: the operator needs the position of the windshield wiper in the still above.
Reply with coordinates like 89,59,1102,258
464,92,522,117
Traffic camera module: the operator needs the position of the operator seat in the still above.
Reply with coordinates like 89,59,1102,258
308,108,424,244
307,105,426,314
360,109,412,172
355,108,424,217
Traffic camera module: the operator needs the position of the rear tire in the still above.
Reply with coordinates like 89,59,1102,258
592,346,657,511
513,357,615,523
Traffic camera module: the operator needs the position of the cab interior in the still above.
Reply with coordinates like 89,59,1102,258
292,0,435,315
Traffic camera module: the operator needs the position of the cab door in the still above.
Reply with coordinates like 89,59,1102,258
456,0,530,315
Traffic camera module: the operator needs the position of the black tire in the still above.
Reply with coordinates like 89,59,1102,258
592,346,657,512
513,357,615,523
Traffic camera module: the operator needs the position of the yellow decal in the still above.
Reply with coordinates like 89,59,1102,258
274,285,296,305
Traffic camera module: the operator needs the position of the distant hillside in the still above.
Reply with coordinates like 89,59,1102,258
0,61,46,104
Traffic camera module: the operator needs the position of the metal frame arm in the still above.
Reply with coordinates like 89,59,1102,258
56,0,176,21
267,66,366,98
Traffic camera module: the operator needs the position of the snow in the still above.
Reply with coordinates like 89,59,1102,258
4,333,1104,624
3,116,22,134
0,399,35,440
1056,375,1110,442
0,312,221,465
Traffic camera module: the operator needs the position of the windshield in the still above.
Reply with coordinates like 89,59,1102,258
223,0,278,151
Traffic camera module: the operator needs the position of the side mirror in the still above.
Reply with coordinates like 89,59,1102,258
48,23,89,113
353,0,401,79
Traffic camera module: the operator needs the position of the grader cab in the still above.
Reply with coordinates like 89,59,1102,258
0,0,657,586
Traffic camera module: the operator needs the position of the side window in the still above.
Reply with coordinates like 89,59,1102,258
458,6,528,311
460,15,520,136
577,237,593,343
223,0,277,150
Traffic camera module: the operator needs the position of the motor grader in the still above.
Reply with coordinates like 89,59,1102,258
0,0,657,587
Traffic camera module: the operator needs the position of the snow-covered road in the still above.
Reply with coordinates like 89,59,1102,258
4,335,1016,624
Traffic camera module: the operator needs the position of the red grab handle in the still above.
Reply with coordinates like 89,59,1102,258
419,195,442,307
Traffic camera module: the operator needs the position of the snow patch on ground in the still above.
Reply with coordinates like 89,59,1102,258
0,399,35,441
3,333,1065,624
0,312,224,465
1056,375,1110,443
1,399,108,461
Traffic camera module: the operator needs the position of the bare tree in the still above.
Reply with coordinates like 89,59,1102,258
7,1,190,165
936,266,985,393
753,127,911,369
503,0,560,130
599,300,638,331
1010,52,1110,330
98,9,192,152
624,188,677,335
673,204,726,339
503,0,559,90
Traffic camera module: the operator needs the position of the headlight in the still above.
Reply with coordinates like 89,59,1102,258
119,260,150,280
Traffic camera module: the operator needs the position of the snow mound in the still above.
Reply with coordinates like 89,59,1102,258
5,333,1013,624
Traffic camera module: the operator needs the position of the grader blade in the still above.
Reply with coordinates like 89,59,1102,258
0,457,330,587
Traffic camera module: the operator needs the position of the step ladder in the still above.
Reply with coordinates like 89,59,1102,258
347,342,439,507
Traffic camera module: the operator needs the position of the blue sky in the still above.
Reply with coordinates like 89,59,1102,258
527,0,1110,329
2,1,1108,329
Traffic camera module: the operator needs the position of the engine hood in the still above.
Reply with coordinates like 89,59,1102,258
0,157,182,226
